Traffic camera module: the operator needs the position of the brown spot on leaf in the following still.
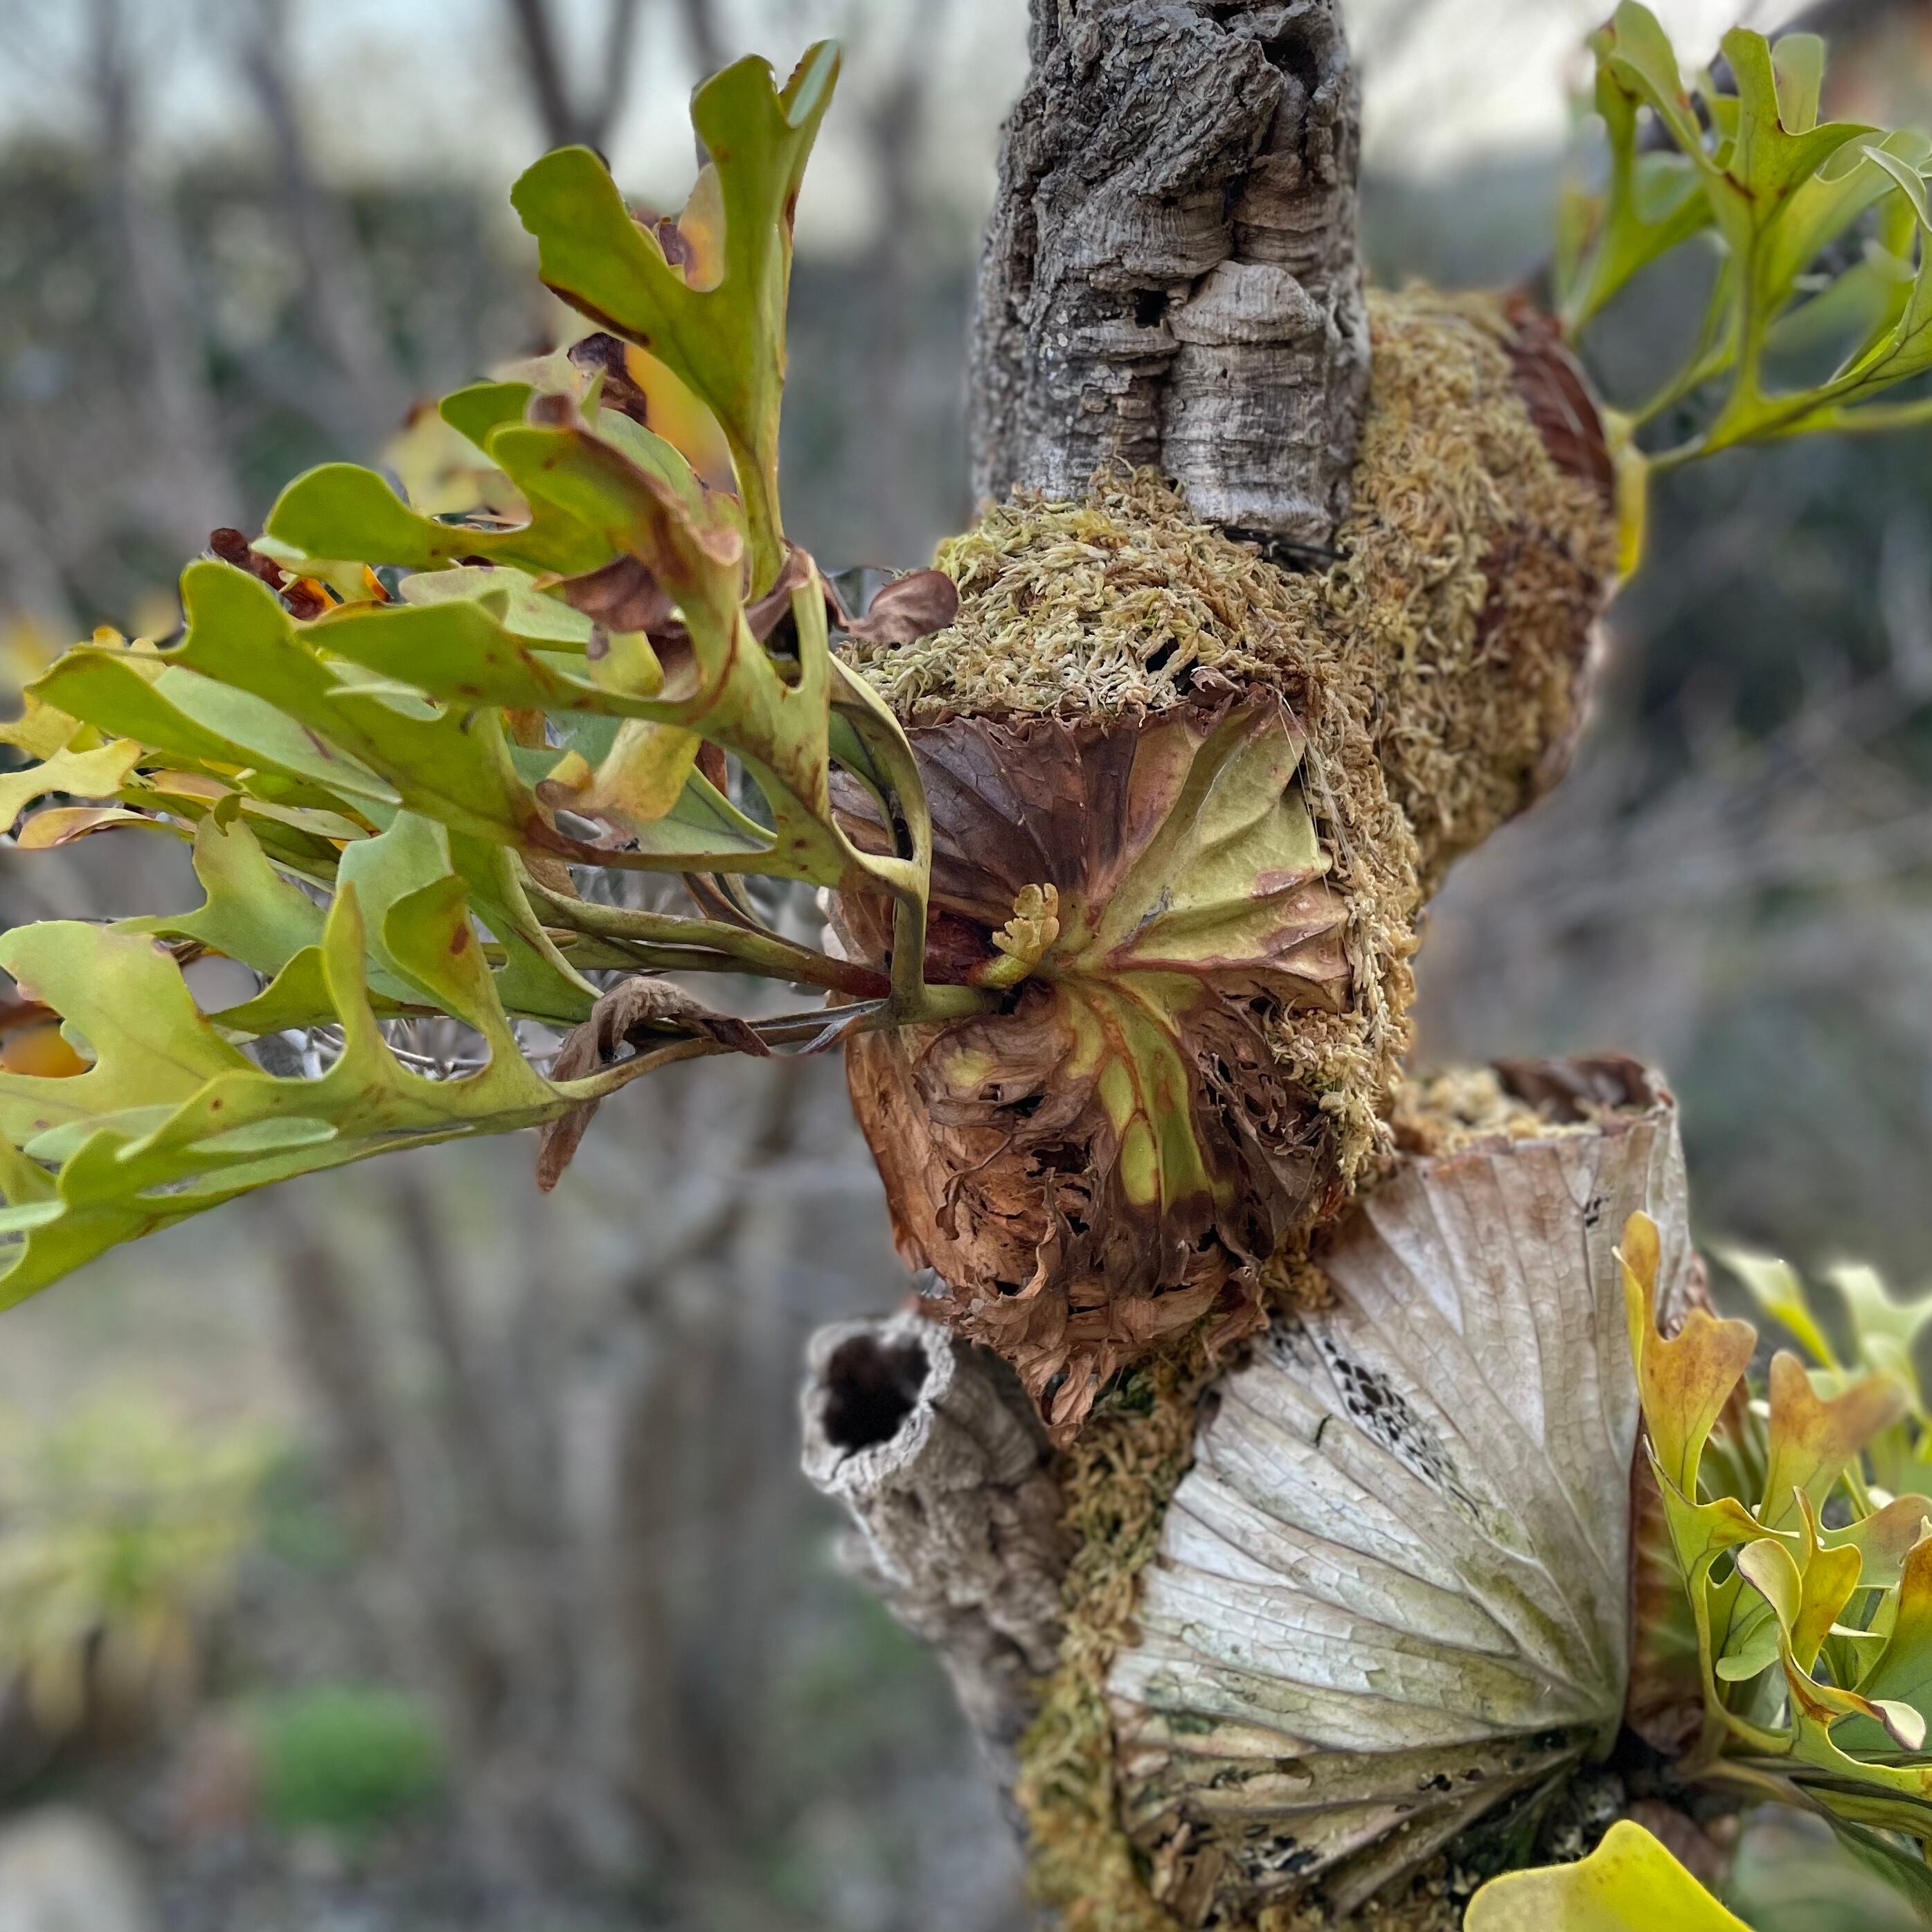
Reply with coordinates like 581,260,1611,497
567,332,652,427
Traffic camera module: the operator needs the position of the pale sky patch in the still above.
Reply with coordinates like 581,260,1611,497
0,0,1832,249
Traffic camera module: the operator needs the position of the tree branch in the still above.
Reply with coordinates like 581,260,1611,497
674,0,724,86
799,1307,1068,1787
87,0,238,552
240,0,411,453
504,0,587,150
969,0,1369,547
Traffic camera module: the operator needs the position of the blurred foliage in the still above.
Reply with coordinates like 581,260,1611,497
1730,1803,1926,1930
256,1683,443,1837
0,1389,271,1735
1485,1216,1932,1926
1622,1209,1932,1914
0,149,535,623
1415,200,1932,1296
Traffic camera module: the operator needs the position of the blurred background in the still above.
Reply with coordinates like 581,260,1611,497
0,0,1929,1927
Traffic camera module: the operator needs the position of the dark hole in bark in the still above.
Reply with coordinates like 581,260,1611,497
821,1334,929,1451
1133,287,1168,329
1144,638,1178,673
1258,17,1321,96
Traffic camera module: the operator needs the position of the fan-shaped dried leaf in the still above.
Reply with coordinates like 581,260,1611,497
1104,1062,1687,1923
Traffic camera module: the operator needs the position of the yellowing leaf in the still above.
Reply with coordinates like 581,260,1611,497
0,739,142,835
0,692,84,760
1759,1352,1905,1531
616,343,734,491
15,807,164,850
511,44,839,591
1620,1210,1757,1496
536,717,704,830
1465,1820,1750,1931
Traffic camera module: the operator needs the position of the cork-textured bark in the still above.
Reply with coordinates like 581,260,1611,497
969,0,1369,547
798,1307,1070,1780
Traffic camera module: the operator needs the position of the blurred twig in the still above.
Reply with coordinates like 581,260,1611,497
502,0,646,155
87,0,238,552
237,0,411,451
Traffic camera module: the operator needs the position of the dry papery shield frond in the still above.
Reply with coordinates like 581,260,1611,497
833,291,1622,1438
1022,1057,1695,1931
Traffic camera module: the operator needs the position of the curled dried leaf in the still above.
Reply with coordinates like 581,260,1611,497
536,974,769,1190
824,568,958,645
560,555,683,639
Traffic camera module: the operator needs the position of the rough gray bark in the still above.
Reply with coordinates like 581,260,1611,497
799,1307,1068,1783
969,0,1369,548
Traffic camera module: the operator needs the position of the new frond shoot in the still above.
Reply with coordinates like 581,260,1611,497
1559,2,1932,562
0,46,969,1305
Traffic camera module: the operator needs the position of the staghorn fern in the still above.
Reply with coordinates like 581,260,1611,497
2,12,1932,1926
0,46,978,1306
1466,1216,1932,1927
1559,2,1932,567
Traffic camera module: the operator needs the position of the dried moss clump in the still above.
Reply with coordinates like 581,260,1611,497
849,287,1617,895
1390,1066,1578,1156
